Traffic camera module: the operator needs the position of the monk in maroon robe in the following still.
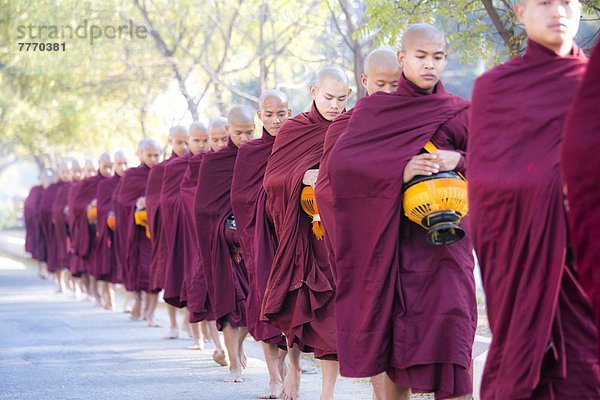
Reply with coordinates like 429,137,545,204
315,48,401,400
469,2,600,398
116,139,161,322
182,119,227,361
328,25,476,400
95,151,128,310
231,90,291,398
148,126,190,338
562,42,600,359
24,170,53,278
262,65,351,400
66,160,88,295
71,157,110,304
45,162,72,292
195,106,254,382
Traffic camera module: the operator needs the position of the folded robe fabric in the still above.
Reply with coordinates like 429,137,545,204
469,40,599,399
327,76,476,399
195,140,248,329
95,174,121,283
262,103,337,360
231,128,285,347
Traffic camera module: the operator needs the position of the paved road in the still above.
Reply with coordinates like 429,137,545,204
0,254,378,400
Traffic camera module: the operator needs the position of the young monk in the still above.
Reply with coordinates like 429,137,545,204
65,159,87,296
95,151,128,310
24,173,47,275
183,119,228,359
195,106,254,382
231,90,291,398
469,1,600,398
116,139,162,322
562,42,600,359
262,65,351,400
327,24,476,400
315,48,401,400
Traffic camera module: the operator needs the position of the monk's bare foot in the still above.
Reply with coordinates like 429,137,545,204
224,367,243,383
212,349,228,367
259,382,283,399
187,340,204,350
282,368,301,400
147,321,161,328
164,327,178,339
240,350,247,369
300,363,318,375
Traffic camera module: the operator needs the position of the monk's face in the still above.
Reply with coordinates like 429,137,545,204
258,97,291,137
398,35,447,93
58,166,71,182
226,119,255,148
141,146,161,168
114,155,128,176
361,64,402,95
515,0,581,53
170,131,189,157
71,166,83,182
98,158,113,178
189,129,210,154
83,163,97,178
209,126,229,152
310,78,351,121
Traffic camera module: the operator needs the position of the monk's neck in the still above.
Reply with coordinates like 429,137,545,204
532,38,574,57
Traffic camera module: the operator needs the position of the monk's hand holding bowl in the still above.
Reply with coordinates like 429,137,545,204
303,168,319,188
136,196,146,209
403,153,440,183
432,150,460,172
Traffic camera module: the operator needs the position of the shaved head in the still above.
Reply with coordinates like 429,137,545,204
70,158,83,182
258,89,291,137
114,150,128,177
83,159,97,178
315,65,349,87
189,121,210,154
169,125,189,157
401,23,445,52
311,65,351,121
141,138,161,168
98,152,114,178
209,117,229,152
227,105,255,148
57,160,72,182
361,48,402,95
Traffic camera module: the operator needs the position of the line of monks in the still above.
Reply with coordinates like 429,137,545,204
21,4,600,399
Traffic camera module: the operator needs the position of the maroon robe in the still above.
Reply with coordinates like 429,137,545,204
161,152,191,307
231,128,286,347
262,104,337,360
146,155,174,292
562,42,600,358
315,109,353,282
39,182,63,272
24,185,46,261
49,182,71,272
66,181,85,277
71,173,105,276
95,175,121,283
180,151,213,322
327,76,475,398
111,177,126,284
469,40,599,399
195,140,249,330
117,164,152,292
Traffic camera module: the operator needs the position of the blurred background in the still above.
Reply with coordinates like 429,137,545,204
1,0,599,229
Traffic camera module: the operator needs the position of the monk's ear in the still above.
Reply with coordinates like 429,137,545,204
360,73,368,90
287,108,292,117
224,124,230,134
514,2,525,24
347,87,353,96
397,51,406,69
310,84,318,99
256,110,262,119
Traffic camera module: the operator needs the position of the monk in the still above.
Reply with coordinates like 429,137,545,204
195,106,254,382
231,90,291,398
146,125,190,335
24,172,50,277
95,151,128,310
71,156,111,304
327,25,477,400
562,42,600,358
315,48,401,400
262,65,351,400
469,1,600,398
66,159,88,297
183,118,227,360
46,161,72,292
